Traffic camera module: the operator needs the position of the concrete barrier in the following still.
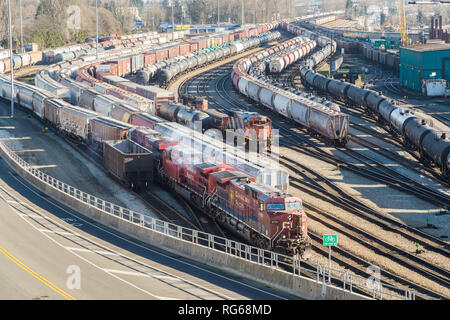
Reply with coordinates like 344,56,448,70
0,142,371,300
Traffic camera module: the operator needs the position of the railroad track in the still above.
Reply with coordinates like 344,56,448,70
178,63,450,299
277,62,450,188
53,128,233,236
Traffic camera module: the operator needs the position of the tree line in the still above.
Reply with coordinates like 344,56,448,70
0,0,348,51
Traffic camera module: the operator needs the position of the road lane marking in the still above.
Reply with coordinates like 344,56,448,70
0,186,173,300
0,245,75,300
38,230,79,236
20,214,45,219
103,269,183,280
66,247,119,256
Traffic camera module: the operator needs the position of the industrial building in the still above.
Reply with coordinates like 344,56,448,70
400,41,450,95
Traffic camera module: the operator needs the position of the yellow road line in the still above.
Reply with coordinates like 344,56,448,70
0,245,76,300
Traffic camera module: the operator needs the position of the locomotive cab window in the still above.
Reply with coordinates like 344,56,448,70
285,202,302,211
258,201,264,211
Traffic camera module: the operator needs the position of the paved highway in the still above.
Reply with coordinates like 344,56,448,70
0,157,298,300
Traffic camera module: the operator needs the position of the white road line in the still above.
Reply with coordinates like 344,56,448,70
103,269,183,281
2,181,232,300
8,171,287,300
66,247,119,256
38,230,77,236
19,214,45,219
3,194,171,300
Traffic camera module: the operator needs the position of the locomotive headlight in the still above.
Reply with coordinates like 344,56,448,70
288,215,292,221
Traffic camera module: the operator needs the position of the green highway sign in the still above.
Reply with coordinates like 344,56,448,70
323,234,338,246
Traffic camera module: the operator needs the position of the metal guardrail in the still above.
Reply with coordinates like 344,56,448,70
0,140,428,300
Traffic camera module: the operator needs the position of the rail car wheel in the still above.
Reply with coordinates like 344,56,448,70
217,213,226,224
258,238,269,250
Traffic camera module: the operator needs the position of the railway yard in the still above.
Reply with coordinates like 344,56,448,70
0,13,449,301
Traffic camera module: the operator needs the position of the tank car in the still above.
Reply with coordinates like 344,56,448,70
421,131,450,176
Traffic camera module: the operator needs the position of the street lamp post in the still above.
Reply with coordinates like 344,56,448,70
96,0,99,60
254,0,257,24
19,0,23,53
242,0,245,25
171,1,175,40
8,0,14,118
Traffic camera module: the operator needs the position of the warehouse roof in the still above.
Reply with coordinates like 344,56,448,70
403,43,450,52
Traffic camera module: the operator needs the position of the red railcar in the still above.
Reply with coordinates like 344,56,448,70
144,52,156,66
179,43,191,55
168,45,180,59
156,145,310,257
129,127,178,156
155,48,169,62
130,112,165,130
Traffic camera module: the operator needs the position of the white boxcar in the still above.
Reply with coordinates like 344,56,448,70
309,107,348,140
289,98,310,127
1,82,19,102
32,90,52,119
59,105,98,140
247,82,261,101
272,92,291,117
94,95,115,116
238,76,249,95
16,84,34,111
35,72,70,98
259,87,274,109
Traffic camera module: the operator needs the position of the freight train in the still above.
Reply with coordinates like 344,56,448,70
268,38,316,73
56,31,283,150
0,50,42,73
0,73,311,258
156,31,282,85
163,98,272,148
231,25,349,145
0,30,172,73
300,21,400,72
299,35,450,179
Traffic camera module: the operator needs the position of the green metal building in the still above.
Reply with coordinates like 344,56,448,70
400,43,450,92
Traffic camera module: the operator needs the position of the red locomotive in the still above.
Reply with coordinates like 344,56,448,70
129,127,311,258
179,94,273,151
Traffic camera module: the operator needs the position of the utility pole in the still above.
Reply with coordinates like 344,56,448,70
217,0,220,25
242,0,245,25
171,1,175,40
254,0,257,24
19,0,23,53
8,0,14,118
96,0,99,60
